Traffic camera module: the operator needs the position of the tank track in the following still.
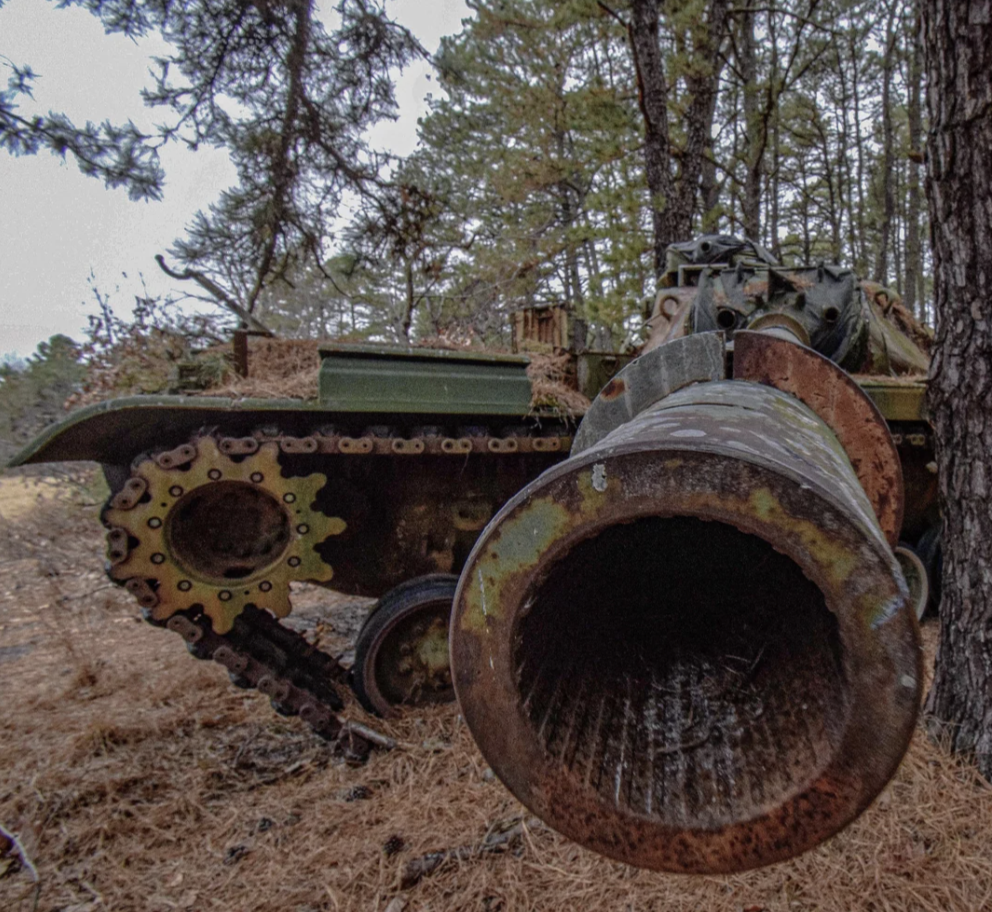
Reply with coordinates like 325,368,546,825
103,423,573,760
157,605,379,761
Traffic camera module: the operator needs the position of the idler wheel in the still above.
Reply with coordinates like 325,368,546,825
351,574,458,717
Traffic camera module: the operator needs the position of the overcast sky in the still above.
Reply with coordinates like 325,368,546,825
0,0,470,360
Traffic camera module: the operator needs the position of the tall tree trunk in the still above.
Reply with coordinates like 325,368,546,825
850,31,869,275
874,1,899,284
677,0,730,236
832,33,854,267
740,1,761,240
628,0,674,276
812,112,841,262
699,145,722,231
769,83,781,259
556,122,585,314
905,2,924,317
627,0,728,275
922,0,992,780
893,155,904,296
798,151,811,262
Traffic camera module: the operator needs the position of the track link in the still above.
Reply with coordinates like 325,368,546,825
103,422,572,758
158,606,373,761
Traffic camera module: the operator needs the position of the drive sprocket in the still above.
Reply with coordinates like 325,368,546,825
103,435,345,635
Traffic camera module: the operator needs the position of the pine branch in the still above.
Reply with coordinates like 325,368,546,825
155,255,275,336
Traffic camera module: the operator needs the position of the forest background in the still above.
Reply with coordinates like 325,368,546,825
0,0,926,457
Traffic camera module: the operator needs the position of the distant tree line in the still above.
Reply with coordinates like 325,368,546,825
253,0,932,347
0,337,84,463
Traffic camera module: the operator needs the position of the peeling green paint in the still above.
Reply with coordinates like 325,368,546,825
461,496,572,634
748,487,857,585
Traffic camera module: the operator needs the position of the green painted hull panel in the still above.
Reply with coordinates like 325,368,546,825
7,345,926,469
7,396,324,466
858,380,928,422
318,343,534,415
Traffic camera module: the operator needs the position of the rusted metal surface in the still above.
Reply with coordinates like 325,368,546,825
733,331,904,547
352,575,459,717
511,304,571,351
575,329,905,549
233,329,249,377
366,612,451,711
640,235,932,382
653,255,867,370
100,420,571,747
161,605,371,761
104,436,343,635
641,287,697,352
744,312,810,346
451,379,920,874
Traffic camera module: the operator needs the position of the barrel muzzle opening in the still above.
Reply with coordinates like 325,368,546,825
515,514,847,836
452,389,921,873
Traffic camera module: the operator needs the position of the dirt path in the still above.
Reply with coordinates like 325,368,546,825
0,475,58,521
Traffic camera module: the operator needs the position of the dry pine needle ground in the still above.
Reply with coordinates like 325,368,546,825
1,478,991,912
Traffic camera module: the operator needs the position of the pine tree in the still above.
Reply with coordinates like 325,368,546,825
922,0,992,780
1,0,423,322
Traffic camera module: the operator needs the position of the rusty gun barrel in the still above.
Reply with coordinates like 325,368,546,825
450,331,921,874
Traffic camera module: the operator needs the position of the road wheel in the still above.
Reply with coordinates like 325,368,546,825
351,574,458,717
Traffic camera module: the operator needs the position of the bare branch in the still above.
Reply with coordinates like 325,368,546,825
596,1,628,28
400,817,542,889
155,255,275,336
727,5,842,36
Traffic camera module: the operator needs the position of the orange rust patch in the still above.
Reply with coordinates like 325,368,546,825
600,377,627,401
733,331,904,546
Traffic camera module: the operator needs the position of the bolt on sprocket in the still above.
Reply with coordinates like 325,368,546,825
103,436,344,634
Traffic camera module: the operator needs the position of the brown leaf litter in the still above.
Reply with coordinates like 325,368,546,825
1,478,991,912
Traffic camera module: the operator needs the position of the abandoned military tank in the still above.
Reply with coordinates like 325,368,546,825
9,235,937,871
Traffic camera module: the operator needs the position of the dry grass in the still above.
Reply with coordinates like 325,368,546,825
210,340,594,422
526,353,591,419
69,333,594,416
2,483,992,912
206,338,323,400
